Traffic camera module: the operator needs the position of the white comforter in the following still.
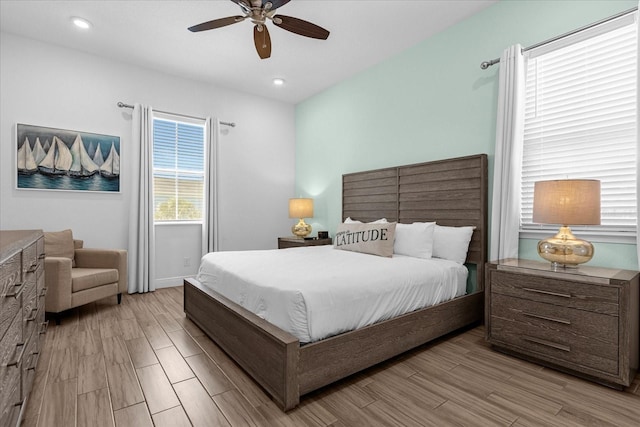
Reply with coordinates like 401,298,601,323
196,245,467,343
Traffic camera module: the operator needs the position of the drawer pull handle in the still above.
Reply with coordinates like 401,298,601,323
3,282,21,298
39,287,48,298
27,351,40,370
522,312,571,325
5,343,26,367
523,287,572,299
523,336,570,352
4,288,18,298
26,308,38,322
39,320,50,335
26,262,38,273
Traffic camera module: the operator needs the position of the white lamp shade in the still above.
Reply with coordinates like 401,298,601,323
533,179,601,226
289,198,313,218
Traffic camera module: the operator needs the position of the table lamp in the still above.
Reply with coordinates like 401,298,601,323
532,179,600,267
289,198,313,238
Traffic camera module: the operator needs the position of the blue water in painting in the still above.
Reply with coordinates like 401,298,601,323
18,173,119,192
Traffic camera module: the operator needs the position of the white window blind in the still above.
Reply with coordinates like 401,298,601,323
152,117,205,222
520,12,638,238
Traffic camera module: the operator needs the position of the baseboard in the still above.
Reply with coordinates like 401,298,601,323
155,275,195,289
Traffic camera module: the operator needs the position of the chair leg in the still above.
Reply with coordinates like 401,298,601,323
117,293,122,304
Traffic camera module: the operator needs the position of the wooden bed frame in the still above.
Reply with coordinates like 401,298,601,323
184,154,488,411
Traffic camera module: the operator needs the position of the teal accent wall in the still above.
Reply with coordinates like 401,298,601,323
295,0,638,271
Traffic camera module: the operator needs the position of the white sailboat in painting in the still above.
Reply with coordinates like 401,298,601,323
32,137,47,164
38,136,73,176
92,144,104,167
100,142,120,179
17,137,38,175
69,134,99,178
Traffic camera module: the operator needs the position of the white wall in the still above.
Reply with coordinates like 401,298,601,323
0,33,296,287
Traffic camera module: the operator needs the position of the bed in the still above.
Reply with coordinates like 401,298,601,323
184,153,488,411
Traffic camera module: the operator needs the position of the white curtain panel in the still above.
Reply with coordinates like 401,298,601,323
490,44,525,261
636,2,639,268
128,104,156,293
202,117,220,255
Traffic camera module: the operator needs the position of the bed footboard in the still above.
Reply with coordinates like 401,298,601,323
183,278,300,410
298,290,483,394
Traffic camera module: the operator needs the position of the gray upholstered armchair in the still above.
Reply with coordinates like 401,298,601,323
44,229,127,324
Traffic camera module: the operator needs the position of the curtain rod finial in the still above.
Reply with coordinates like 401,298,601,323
480,61,490,69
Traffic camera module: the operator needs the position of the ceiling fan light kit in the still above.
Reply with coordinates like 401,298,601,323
188,0,330,59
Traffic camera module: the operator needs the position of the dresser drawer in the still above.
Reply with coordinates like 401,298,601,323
490,293,618,346
36,236,45,260
22,274,38,341
0,314,24,421
0,402,21,427
22,241,38,277
490,270,619,315
1,252,22,296
22,329,39,399
490,316,619,375
1,290,22,342
37,307,47,352
36,263,45,309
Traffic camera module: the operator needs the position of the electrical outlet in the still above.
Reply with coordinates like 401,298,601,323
183,257,191,267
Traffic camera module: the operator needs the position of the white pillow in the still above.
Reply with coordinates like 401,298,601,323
432,225,475,264
334,222,396,257
344,217,388,224
393,222,435,259
371,218,389,224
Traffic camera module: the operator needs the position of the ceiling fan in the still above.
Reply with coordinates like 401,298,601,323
188,0,330,59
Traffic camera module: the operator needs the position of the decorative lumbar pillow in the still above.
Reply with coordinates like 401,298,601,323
432,225,475,264
394,222,436,259
334,222,396,257
44,229,76,266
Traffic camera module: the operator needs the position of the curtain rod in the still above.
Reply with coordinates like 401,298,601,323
480,6,637,69
117,102,236,127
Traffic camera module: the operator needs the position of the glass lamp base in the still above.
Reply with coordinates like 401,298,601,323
292,219,312,238
537,226,594,268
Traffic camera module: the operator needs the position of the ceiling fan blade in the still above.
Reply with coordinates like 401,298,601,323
253,24,272,59
272,15,329,40
231,0,252,13
188,16,245,32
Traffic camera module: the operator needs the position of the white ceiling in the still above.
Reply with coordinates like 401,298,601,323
0,0,497,104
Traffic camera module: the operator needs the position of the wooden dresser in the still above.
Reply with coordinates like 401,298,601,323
1,230,47,426
486,258,639,388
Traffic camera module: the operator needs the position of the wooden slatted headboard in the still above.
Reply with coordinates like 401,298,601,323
342,154,488,290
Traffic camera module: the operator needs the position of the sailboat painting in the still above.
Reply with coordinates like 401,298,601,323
16,124,120,192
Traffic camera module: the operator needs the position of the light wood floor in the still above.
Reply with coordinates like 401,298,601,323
22,286,640,427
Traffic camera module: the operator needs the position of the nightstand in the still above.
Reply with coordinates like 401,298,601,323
277,237,332,249
485,258,639,388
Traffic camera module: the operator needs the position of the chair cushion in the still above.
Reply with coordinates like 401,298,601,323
45,229,76,267
71,268,119,293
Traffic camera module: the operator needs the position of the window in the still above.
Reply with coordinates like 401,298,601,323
520,12,637,240
152,115,205,222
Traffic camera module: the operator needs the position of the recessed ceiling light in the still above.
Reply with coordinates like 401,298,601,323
71,17,92,30
273,78,285,86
